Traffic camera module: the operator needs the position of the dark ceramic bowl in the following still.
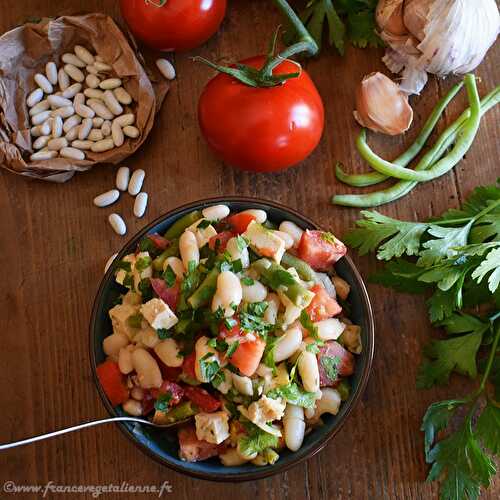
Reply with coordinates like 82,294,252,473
90,196,374,482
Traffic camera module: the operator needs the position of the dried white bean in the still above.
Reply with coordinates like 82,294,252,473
47,137,68,151
94,61,112,72
274,325,302,362
47,95,72,108
88,129,104,142
156,58,176,80
84,88,104,100
30,150,57,161
115,166,130,191
64,64,85,82
179,230,199,270
52,106,75,119
202,204,230,220
64,126,79,141
91,138,114,152
31,122,51,137
104,90,123,115
87,99,113,119
128,169,145,195
131,348,162,389
62,114,81,133
34,73,53,94
298,351,320,392
26,88,43,107
74,93,84,108
133,192,148,218
95,55,104,63
57,68,70,91
108,213,126,236
241,279,267,303
99,78,122,90
61,83,82,99
31,110,51,125
212,271,242,316
273,230,294,250
154,339,183,368
94,189,120,208
62,53,85,68
85,73,100,89
78,118,93,140
74,45,95,65
60,146,85,160
240,209,267,223
86,65,100,75
123,125,139,138
74,101,95,119
101,120,112,137
92,117,104,127
279,221,304,248
114,113,135,127
103,332,129,358
33,135,50,150
283,404,305,452
72,139,93,150
45,62,58,85
29,99,50,116
113,87,132,105
163,256,184,280
51,115,63,138
111,120,124,147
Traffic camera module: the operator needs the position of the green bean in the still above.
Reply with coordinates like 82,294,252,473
152,239,180,271
188,267,219,309
163,210,202,240
154,401,197,424
281,252,318,282
332,85,500,208
355,75,481,182
334,81,464,187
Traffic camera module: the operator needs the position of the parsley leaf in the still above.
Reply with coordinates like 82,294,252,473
162,265,177,288
135,255,152,272
154,392,172,412
320,355,341,381
239,310,273,334
369,259,430,294
471,247,500,293
241,277,255,286
157,328,171,340
262,335,279,374
226,340,239,359
436,313,490,339
199,354,220,383
127,313,143,329
299,310,324,346
238,423,279,457
267,382,316,408
115,260,132,272
246,301,268,317
476,403,500,455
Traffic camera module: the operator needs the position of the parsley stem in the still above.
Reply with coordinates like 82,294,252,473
433,198,500,227
477,320,500,395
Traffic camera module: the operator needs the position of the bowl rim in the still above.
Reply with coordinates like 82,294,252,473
89,195,375,482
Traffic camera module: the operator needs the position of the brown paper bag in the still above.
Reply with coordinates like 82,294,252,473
0,13,168,182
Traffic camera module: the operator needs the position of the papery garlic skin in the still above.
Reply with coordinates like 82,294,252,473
377,0,500,95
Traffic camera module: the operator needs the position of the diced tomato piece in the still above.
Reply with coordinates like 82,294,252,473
147,233,170,250
182,351,197,380
317,341,355,387
178,425,219,462
208,230,234,252
219,318,242,339
150,380,184,407
150,278,180,311
229,337,265,377
227,213,256,234
306,284,342,322
298,230,347,271
96,360,129,406
184,386,221,412
163,366,182,381
141,390,155,415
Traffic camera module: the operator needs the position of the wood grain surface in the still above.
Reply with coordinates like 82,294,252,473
0,1,498,499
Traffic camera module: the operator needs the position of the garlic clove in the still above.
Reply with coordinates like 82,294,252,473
403,0,433,41
375,0,407,36
353,72,413,136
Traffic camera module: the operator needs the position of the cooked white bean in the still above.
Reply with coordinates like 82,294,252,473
154,339,183,367
212,271,242,316
99,78,122,90
51,115,63,138
94,189,120,208
95,61,112,72
194,336,219,383
108,213,127,235
64,126,79,142
240,209,267,223
30,150,57,161
62,53,86,68
273,230,294,250
85,73,100,89
279,221,304,247
163,256,184,280
232,373,254,396
241,279,267,303
115,166,130,191
118,347,133,374
104,90,123,116
26,88,43,107
156,58,176,80
103,332,129,358
61,83,82,99
52,106,75,119
29,99,50,117
71,139,93,150
34,73,53,94
88,129,104,142
133,192,148,218
31,110,51,125
131,348,162,389
91,138,114,152
101,120,112,137
123,125,139,138
264,293,280,325
47,137,67,151
179,230,199,270
128,168,145,195
64,63,85,82
62,114,81,133
283,404,305,451
45,61,58,85
314,318,345,341
202,204,230,221
47,95,72,108
111,120,124,147
298,351,320,392
92,117,104,127
113,87,132,105
84,88,104,100
226,236,250,268
87,99,113,119
86,64,99,75
31,122,51,137
57,68,70,91
33,135,50,150
274,325,303,362
60,146,85,160
114,113,135,127
74,45,95,65
122,399,142,416
305,388,341,424
219,448,249,467
78,118,93,140
130,386,144,401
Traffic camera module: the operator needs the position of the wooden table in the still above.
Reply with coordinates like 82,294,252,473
0,1,498,499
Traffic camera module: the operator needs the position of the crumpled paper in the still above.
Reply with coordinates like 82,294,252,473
0,13,168,182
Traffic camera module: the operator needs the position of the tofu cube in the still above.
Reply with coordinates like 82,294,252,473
195,411,230,445
243,221,285,263
140,298,178,331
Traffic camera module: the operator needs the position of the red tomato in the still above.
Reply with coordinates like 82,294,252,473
219,318,242,339
208,231,234,252
147,233,170,250
317,341,354,387
182,351,197,380
150,380,184,407
306,284,342,322
226,213,256,234
298,230,347,271
141,390,156,415
120,0,226,52
198,56,324,172
184,386,221,412
178,426,219,462
229,337,265,377
150,278,180,311
96,361,129,406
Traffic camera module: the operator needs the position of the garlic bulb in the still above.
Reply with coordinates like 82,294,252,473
354,72,413,136
376,0,500,94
